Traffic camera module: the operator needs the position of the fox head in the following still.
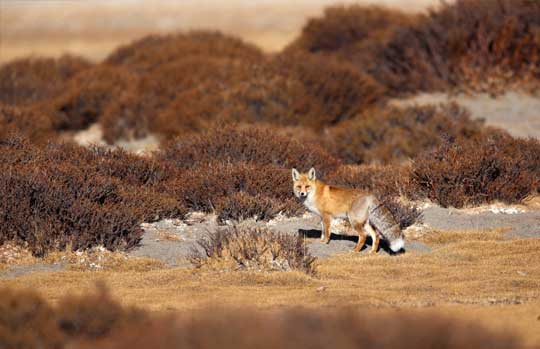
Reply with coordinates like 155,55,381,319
292,168,317,199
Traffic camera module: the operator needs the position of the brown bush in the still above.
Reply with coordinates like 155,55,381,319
102,56,260,142
45,65,139,131
325,103,485,164
153,53,384,141
0,286,520,349
215,192,291,222
286,5,415,56
0,136,185,255
55,284,148,339
0,288,64,349
166,161,302,218
0,55,91,106
371,0,540,94
0,104,55,143
408,133,540,207
270,52,385,128
87,308,519,349
159,125,340,175
189,227,316,274
105,31,264,74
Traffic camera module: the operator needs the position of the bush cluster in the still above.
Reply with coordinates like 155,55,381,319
290,1,540,95
0,55,91,106
190,227,316,274
324,103,485,164
408,133,540,207
0,136,185,255
0,286,520,349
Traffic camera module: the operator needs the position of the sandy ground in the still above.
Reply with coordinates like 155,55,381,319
1,0,440,63
393,92,540,139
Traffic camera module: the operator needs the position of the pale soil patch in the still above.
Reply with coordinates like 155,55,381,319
392,92,540,139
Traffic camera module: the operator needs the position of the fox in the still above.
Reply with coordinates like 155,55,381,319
292,167,404,254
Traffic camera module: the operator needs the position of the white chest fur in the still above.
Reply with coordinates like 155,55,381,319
302,193,320,216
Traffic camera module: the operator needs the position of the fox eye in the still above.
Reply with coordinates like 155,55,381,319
305,186,311,190
296,186,301,190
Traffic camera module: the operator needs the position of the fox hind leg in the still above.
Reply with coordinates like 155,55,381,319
364,222,380,254
352,223,367,252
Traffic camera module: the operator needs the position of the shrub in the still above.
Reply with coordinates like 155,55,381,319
166,161,302,218
45,65,139,131
0,287,520,349
324,103,485,164
189,227,316,274
215,192,291,223
105,31,264,74
371,0,540,94
0,55,91,106
87,308,518,349
0,136,185,255
159,125,340,175
286,5,415,56
55,284,148,339
102,57,259,143
0,104,55,143
270,52,385,128
408,133,540,207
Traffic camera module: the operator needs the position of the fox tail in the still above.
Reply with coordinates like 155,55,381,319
368,201,405,252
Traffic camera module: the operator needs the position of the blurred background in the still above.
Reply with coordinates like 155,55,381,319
1,0,440,63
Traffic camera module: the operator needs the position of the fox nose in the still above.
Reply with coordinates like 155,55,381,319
300,192,307,197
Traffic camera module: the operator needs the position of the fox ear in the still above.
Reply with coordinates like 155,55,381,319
292,168,300,181
308,167,316,180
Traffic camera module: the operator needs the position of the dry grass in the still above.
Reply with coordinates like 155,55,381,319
2,232,538,312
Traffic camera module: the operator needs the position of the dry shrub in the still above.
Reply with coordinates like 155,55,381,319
45,65,139,131
408,133,540,207
290,1,540,95
270,52,385,128
105,31,264,74
372,0,540,94
0,288,64,349
326,164,421,229
55,284,148,339
86,309,518,349
0,136,185,256
159,125,340,175
215,192,291,222
0,287,520,349
190,227,316,274
102,56,260,142
0,104,55,143
153,53,384,141
167,161,302,218
325,103,485,164
286,5,415,56
0,55,91,106
0,286,149,349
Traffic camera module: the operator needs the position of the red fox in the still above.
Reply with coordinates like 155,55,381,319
292,168,404,254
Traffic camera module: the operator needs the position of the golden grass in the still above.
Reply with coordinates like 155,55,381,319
2,232,539,345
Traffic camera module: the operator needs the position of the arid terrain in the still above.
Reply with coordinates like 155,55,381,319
1,1,540,348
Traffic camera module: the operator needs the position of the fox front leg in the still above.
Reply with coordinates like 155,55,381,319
321,215,331,244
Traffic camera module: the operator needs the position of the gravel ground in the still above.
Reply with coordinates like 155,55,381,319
127,204,540,266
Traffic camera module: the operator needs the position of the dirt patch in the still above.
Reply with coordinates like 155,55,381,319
392,92,540,139
129,203,540,266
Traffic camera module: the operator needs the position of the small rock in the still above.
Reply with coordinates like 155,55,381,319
316,286,327,292
517,271,527,276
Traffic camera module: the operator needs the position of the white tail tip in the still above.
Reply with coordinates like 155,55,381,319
390,238,405,252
